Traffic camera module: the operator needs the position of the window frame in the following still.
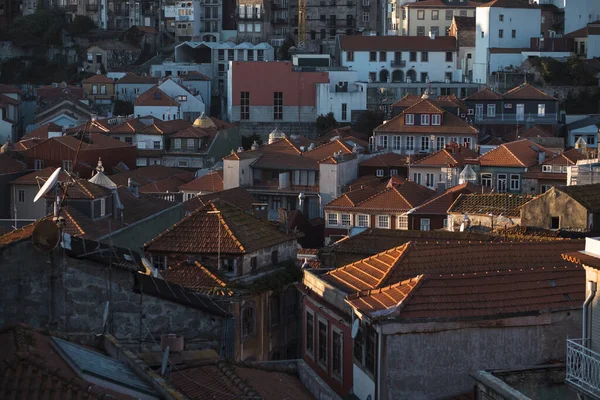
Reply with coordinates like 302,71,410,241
431,9,438,20
242,303,255,338
240,91,250,120
420,218,431,231
273,91,283,120
317,318,328,369
421,114,430,125
376,169,384,177
377,214,390,229
421,136,430,151
397,214,408,230
341,214,351,226
17,189,25,203
487,104,496,117
537,103,545,117
332,327,343,381
357,214,370,227
510,174,520,191
481,173,492,187
417,9,424,20
327,212,339,226
405,113,414,125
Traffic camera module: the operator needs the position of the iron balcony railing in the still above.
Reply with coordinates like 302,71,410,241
391,60,406,68
473,113,559,123
566,338,600,399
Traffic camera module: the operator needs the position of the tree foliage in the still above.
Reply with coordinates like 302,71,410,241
354,110,384,135
69,15,96,35
540,57,598,86
114,100,134,116
8,9,67,46
316,112,337,135
277,36,295,60
242,133,263,150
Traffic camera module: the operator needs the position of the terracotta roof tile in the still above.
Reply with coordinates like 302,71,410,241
346,175,387,191
351,180,435,212
138,173,195,193
412,143,479,167
406,0,478,7
477,139,553,167
109,165,193,187
116,73,158,84
558,184,600,213
375,106,478,135
360,152,409,167
179,170,224,193
478,0,539,8
325,187,380,209
0,153,28,174
20,123,63,141
161,261,231,295
0,83,22,94
117,187,176,224
448,193,532,217
412,182,485,215
0,93,20,106
502,83,556,100
453,15,475,30
347,266,584,320
134,86,179,107
145,199,296,255
339,35,457,51
108,118,149,134
0,223,36,248
403,98,445,114
83,74,115,84
464,87,503,101
183,187,257,214
10,166,69,185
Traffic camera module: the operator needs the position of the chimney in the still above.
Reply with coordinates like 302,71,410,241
437,182,446,192
127,178,139,197
237,146,244,153
429,31,435,40
251,140,259,150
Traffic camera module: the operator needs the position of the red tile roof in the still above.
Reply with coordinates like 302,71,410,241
108,118,149,134
138,173,195,193
116,72,158,84
49,133,133,150
0,223,36,248
325,187,380,209
179,170,224,193
412,182,485,215
503,83,556,100
447,193,532,217
0,93,20,106
478,0,539,8
406,0,478,6
109,165,193,187
83,74,115,84
514,125,554,139
339,35,457,51
360,152,409,167
183,187,258,214
477,139,553,167
0,83,22,94
21,123,63,141
0,153,28,175
347,265,583,321
161,260,231,295
412,143,479,167
134,86,179,107
464,87,503,101
10,166,69,185
145,200,296,255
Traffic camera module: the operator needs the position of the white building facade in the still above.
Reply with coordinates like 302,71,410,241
315,71,368,124
158,79,206,122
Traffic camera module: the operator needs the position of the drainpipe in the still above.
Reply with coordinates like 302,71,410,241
583,281,597,342
376,324,383,400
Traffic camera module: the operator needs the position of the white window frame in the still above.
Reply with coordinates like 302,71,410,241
34,160,44,170
432,114,441,125
405,114,414,125
327,212,339,226
17,189,25,203
436,136,445,151
397,214,408,230
376,169,384,177
516,104,525,121
421,136,430,151
421,114,430,125
392,135,401,150
406,136,415,151
377,215,390,229
475,104,483,118
357,214,370,227
100,197,106,217
542,165,552,172
538,103,545,117
174,138,182,149
187,138,194,149
497,173,507,192
377,135,388,149
341,214,351,226
420,218,430,231
63,160,73,172
413,172,421,184
425,173,435,188
487,104,496,117
463,137,472,148
510,174,520,191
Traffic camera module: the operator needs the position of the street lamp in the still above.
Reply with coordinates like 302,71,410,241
207,210,221,270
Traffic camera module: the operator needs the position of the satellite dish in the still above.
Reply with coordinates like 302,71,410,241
351,319,360,339
34,167,62,203
161,346,170,376
142,257,159,277
32,219,61,252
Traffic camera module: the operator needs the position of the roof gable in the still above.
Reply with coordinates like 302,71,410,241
464,87,503,101
558,184,600,213
478,139,552,167
502,83,557,101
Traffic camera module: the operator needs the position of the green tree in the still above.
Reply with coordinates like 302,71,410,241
114,100,134,116
242,133,263,150
69,15,96,35
354,110,384,135
9,9,66,46
316,112,337,135
277,37,295,60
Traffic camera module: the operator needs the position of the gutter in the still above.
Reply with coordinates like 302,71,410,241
583,280,597,342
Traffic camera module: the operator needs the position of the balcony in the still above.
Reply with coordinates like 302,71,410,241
86,3,99,10
472,112,559,124
246,180,319,193
239,13,262,21
391,60,406,68
273,17,287,24
566,339,600,399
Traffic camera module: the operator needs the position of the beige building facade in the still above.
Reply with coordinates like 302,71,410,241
401,0,476,36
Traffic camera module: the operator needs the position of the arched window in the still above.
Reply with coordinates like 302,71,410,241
406,69,417,83
379,69,389,83
392,70,404,83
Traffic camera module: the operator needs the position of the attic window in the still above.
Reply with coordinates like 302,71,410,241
421,114,430,125
405,114,414,125
432,114,441,125
542,165,552,172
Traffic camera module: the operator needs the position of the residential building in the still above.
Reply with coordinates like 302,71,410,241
503,125,564,151
83,74,116,105
15,133,136,178
32,97,97,128
144,199,300,361
179,169,224,200
474,139,555,193
157,78,208,122
134,86,182,120
0,0,20,30
521,183,600,231
223,133,366,220
0,84,22,144
372,97,479,156
390,92,467,117
227,61,366,135
36,83,84,107
178,72,213,114
301,239,583,399
115,73,159,103
449,16,476,82
563,237,600,399
522,148,586,194
337,35,479,111
324,179,435,240
84,42,142,74
9,167,70,221
566,115,600,150
409,142,479,190
463,84,560,140
183,186,258,214
568,159,600,186
400,0,477,37
358,152,409,179
269,0,293,47
447,192,531,231
474,0,542,84
567,20,600,58
0,153,29,221
563,0,600,35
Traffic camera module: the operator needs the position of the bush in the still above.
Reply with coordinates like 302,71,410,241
114,100,134,116
316,112,337,135
539,57,598,86
242,133,263,150
354,110,384,135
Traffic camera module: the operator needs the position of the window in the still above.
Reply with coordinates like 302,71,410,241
421,51,428,62
421,114,430,125
369,51,377,61
239,23,246,32
410,51,417,62
347,51,354,62
431,9,438,20
432,114,441,125
318,320,327,367
332,330,343,379
516,104,524,120
369,72,377,82
380,51,387,62
405,114,415,125
398,215,408,230
391,169,398,175
460,10,467,16
444,52,453,63
393,135,401,150
92,85,98,95
377,215,390,228
328,213,339,226
512,29,516,38
420,218,431,231
551,216,560,229
99,197,106,217
187,138,194,149
251,256,257,271
218,49,224,60
541,184,552,193
173,138,182,150
377,135,388,149
365,325,376,373
152,256,166,269
481,173,492,187
510,174,520,191
538,104,545,117
241,91,250,120
499,14,504,22
242,305,254,337
376,169,384,177
497,173,507,192
421,136,430,151
342,103,347,121
271,250,278,265
353,324,363,361
362,12,369,22
96,53,102,63
34,160,44,170
406,136,415,151
487,104,496,117
413,172,422,184
417,26,425,36
542,165,552,172
499,29,503,38
445,9,453,20
356,214,370,228
17,189,25,203
153,141,160,149
425,173,434,188
125,137,133,144
481,31,485,38
436,136,445,150
475,104,484,118
417,10,424,19
62,160,73,172
177,95,188,102
274,92,283,120
338,214,351,227
464,137,472,148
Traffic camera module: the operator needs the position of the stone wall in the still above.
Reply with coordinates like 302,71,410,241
0,240,224,351
0,41,27,61
240,240,298,275
107,48,142,69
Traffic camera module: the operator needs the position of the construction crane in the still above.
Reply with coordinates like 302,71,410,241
298,0,307,49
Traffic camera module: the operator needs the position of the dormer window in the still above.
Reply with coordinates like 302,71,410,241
405,114,414,125
432,114,441,125
421,114,430,125
542,165,552,173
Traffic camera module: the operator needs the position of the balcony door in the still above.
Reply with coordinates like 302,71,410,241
516,104,524,121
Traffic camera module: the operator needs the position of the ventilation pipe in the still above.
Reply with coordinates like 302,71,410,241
583,281,597,341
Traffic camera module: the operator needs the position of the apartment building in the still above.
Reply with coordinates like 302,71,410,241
400,0,477,37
